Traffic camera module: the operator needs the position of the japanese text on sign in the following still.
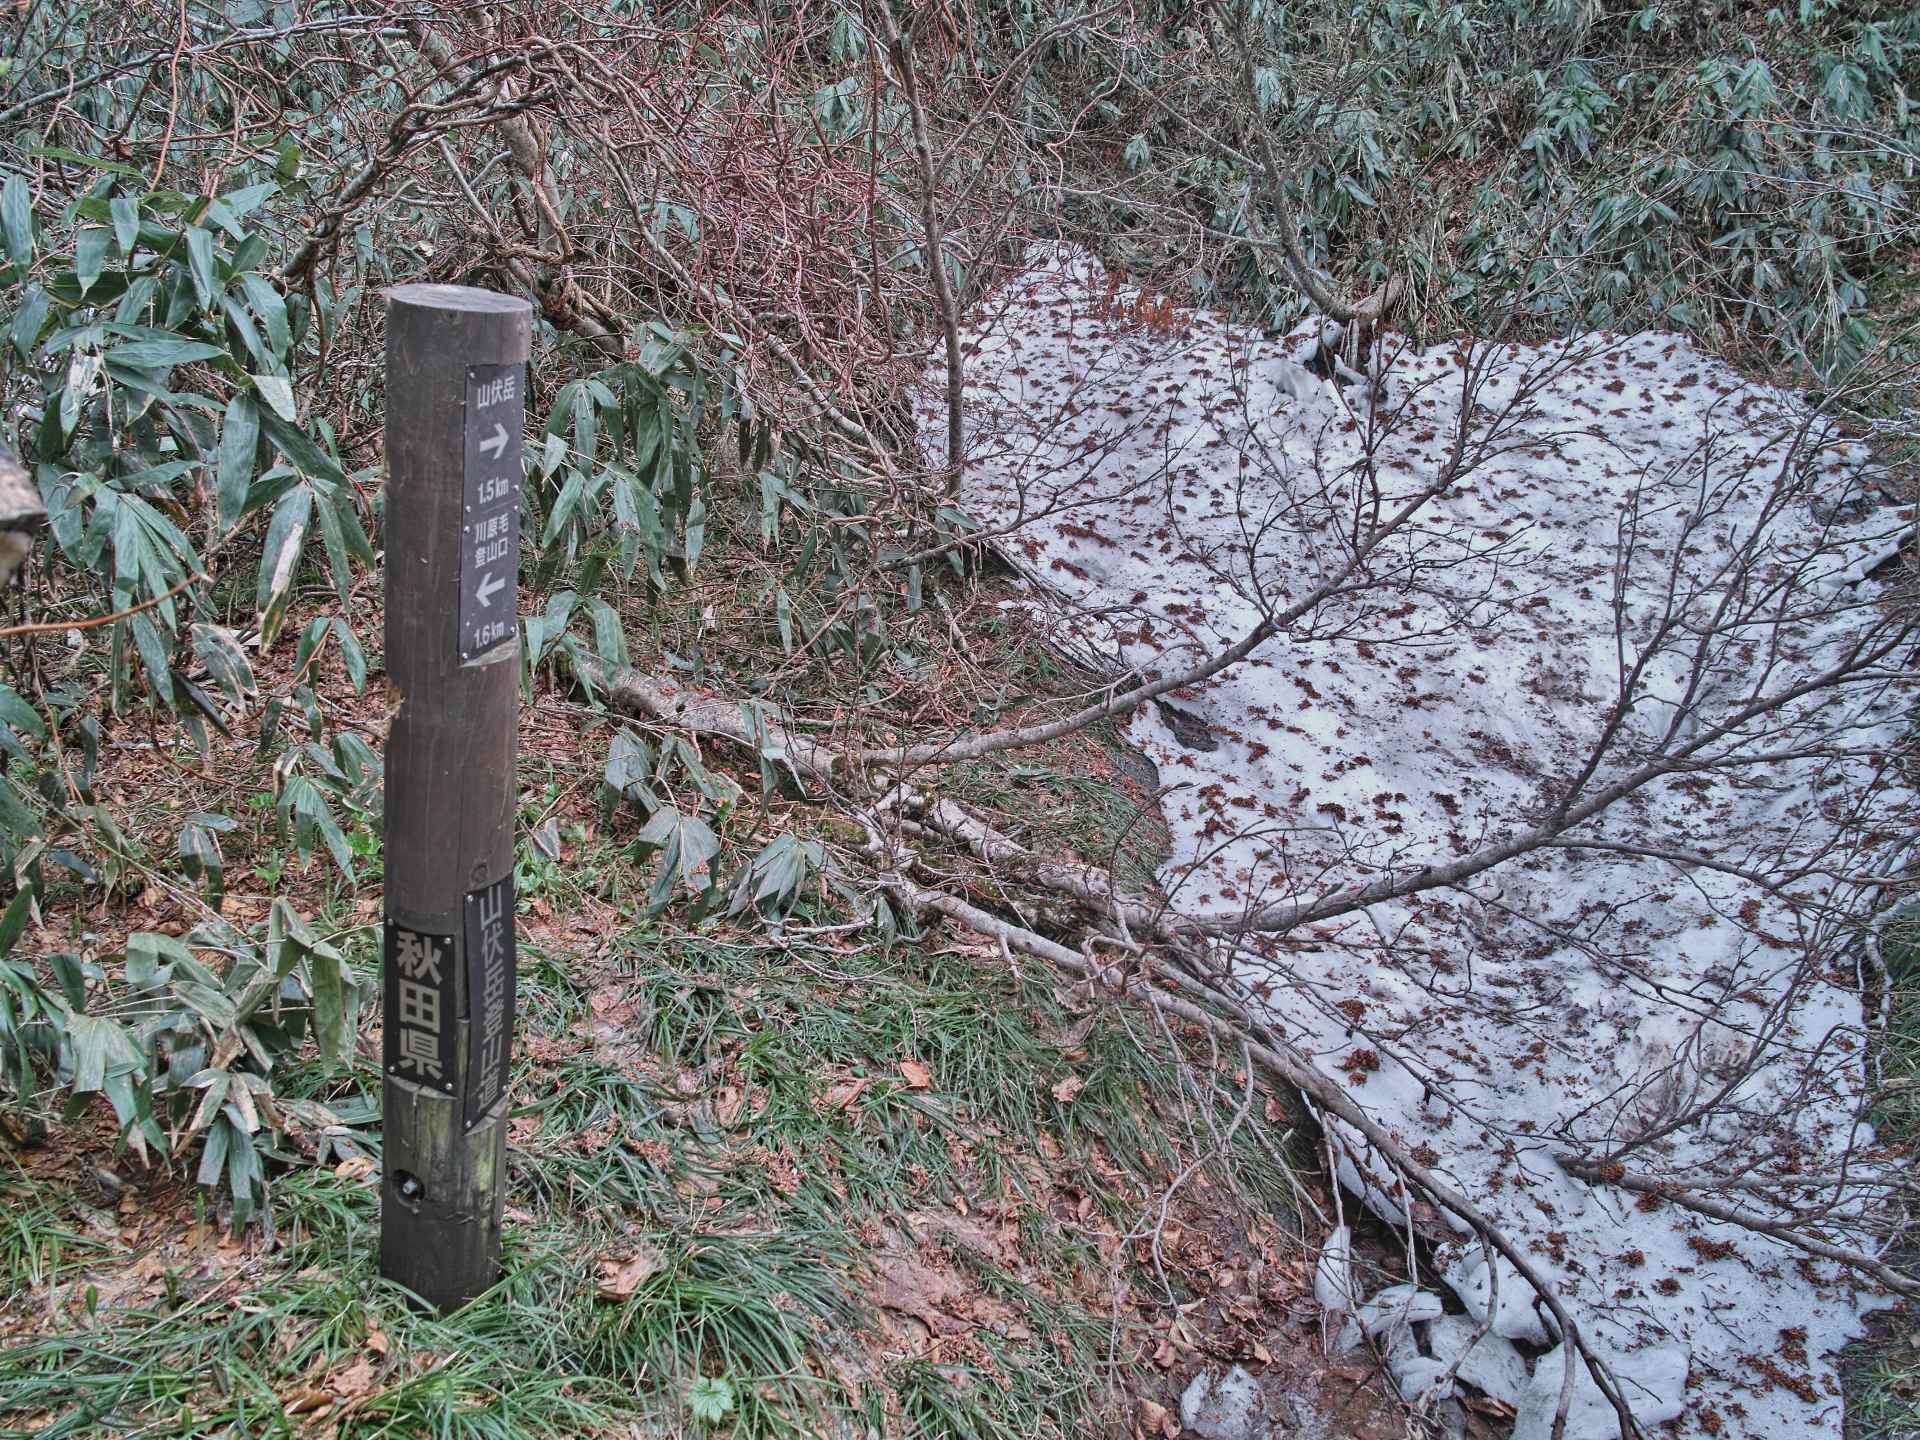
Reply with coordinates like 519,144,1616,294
463,874,517,1130
459,363,524,660
384,923,456,1094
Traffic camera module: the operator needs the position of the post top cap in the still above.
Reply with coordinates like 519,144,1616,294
386,284,532,315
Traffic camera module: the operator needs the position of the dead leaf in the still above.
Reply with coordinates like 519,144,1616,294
282,1388,332,1415
1051,1074,1085,1104
596,1247,664,1300
900,1060,932,1090
329,1357,379,1401
364,1327,390,1357
874,1250,972,1336
1138,1397,1178,1438
824,1077,870,1111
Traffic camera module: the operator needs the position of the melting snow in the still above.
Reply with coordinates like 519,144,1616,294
929,247,1915,1437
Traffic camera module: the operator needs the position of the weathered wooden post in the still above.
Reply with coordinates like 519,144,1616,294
380,285,528,1310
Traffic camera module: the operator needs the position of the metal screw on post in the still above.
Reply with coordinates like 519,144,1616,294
380,285,529,1311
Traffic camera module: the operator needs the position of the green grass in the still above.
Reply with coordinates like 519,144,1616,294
947,746,1169,897
0,914,1308,1440
1847,937,1920,1440
0,1160,111,1300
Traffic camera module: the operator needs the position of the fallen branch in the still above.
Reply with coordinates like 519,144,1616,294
874,862,1647,1439
568,652,841,786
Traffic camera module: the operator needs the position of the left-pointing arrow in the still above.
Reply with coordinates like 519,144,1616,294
475,572,507,608
478,422,510,460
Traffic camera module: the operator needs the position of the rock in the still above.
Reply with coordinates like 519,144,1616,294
1423,1313,1531,1408
1510,1341,1688,1440
1312,1225,1355,1314
1180,1365,1267,1440
1443,1247,1552,1345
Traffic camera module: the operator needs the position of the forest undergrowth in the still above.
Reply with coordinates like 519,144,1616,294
2,1,1919,1437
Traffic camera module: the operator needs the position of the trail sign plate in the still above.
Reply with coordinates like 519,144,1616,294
384,922,457,1094
459,363,524,660
462,874,517,1132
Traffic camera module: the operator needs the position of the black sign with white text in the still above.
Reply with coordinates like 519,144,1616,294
459,363,523,660
384,922,457,1095
462,874,517,1132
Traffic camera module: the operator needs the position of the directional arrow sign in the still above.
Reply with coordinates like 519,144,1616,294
459,364,524,660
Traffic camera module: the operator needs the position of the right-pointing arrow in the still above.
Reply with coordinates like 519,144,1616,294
475,572,507,608
478,422,509,460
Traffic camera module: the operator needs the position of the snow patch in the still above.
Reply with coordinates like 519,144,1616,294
934,246,1913,1437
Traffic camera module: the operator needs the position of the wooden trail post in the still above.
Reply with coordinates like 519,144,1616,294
380,285,529,1310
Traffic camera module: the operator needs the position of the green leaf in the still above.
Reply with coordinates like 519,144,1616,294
687,1376,736,1427
0,686,46,745
0,887,33,957
74,227,110,297
110,196,139,254
184,227,217,309
602,727,659,815
24,145,142,178
196,1112,231,1186
103,336,226,369
256,483,312,648
1,175,33,271
238,273,290,357
306,942,354,1066
178,818,226,905
192,623,256,702
252,373,295,421
68,1013,140,1094
277,774,354,878
258,409,343,484
636,805,721,913
60,351,103,441
10,283,48,359
216,181,277,221
221,293,269,369
588,597,629,669
226,1121,261,1225
127,931,199,989
130,611,178,708
332,617,366,692
216,393,259,531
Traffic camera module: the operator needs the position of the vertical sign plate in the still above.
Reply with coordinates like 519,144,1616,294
459,364,523,660
384,923,456,1094
462,875,517,1132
